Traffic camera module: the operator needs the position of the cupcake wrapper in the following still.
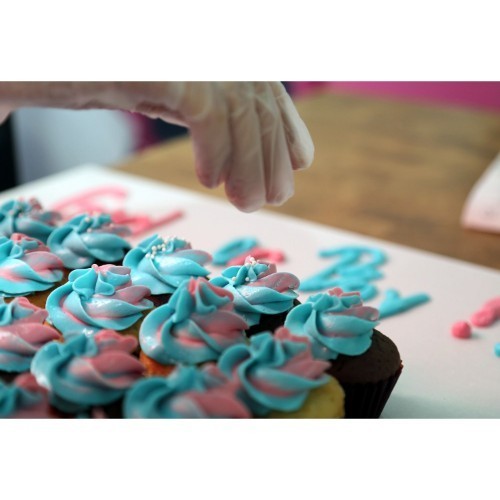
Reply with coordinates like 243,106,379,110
341,363,403,418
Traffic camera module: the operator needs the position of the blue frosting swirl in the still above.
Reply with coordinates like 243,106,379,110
139,278,247,365
0,198,60,243
47,213,131,269
210,257,299,326
218,331,330,416
123,234,211,295
284,289,380,359
46,264,153,337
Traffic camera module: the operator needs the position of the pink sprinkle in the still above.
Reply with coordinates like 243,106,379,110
470,308,497,328
451,321,471,339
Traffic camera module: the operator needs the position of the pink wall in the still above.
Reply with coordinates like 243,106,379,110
288,82,500,113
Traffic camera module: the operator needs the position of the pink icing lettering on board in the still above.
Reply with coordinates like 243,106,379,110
227,247,286,266
51,186,183,236
470,297,500,327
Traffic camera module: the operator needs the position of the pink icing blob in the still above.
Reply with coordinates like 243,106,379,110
11,373,57,419
451,321,472,339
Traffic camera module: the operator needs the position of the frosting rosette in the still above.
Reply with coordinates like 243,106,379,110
47,213,131,269
124,364,250,418
0,296,61,373
0,233,64,296
284,287,380,360
210,256,300,326
0,373,55,418
46,264,153,337
31,330,145,407
139,277,248,365
218,327,330,416
0,198,60,243
123,234,211,295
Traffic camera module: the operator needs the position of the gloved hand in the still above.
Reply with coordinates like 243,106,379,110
0,82,314,212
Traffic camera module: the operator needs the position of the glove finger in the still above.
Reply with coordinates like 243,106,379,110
269,82,314,171
254,82,294,206
179,82,232,189
223,83,267,212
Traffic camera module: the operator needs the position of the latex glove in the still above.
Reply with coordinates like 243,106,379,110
0,82,314,212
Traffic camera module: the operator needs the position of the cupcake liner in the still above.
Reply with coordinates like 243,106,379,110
341,363,403,418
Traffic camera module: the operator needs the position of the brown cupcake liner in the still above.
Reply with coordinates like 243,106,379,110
341,363,403,418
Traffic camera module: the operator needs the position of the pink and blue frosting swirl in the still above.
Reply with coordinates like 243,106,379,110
218,327,330,416
284,287,380,359
124,364,251,418
31,329,145,407
210,256,300,327
0,373,55,418
139,277,248,365
0,198,61,244
0,296,61,373
47,213,131,269
0,233,64,296
46,264,153,337
123,235,211,295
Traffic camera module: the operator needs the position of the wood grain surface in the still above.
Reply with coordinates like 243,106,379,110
117,92,500,270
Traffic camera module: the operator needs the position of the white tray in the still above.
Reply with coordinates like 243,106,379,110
2,164,499,418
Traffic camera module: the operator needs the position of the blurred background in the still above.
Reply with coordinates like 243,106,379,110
2,82,500,190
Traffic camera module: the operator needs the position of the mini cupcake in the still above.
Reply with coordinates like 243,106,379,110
31,330,145,417
139,277,248,377
0,197,61,243
124,364,251,418
0,233,65,307
47,213,131,270
285,287,402,418
46,264,153,338
211,256,300,337
123,235,211,307
0,372,57,418
218,327,344,418
0,296,61,382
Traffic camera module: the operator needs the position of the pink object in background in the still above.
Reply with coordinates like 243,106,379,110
288,82,500,113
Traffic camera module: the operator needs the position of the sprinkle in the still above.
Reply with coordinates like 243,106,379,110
451,321,472,339
146,253,151,258
245,277,250,282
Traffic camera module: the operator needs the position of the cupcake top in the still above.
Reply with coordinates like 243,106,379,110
123,234,211,295
124,364,251,418
46,264,153,337
0,296,62,373
284,287,380,360
218,327,330,417
210,256,300,327
31,330,145,407
139,277,248,365
0,373,55,418
0,233,65,296
47,213,131,269
0,198,60,244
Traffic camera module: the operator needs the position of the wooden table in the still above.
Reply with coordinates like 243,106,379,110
118,92,500,271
